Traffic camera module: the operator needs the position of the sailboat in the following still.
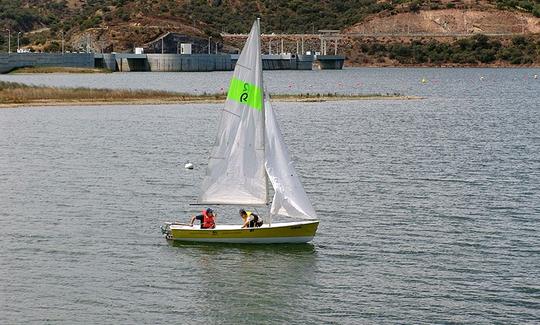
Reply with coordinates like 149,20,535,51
161,19,319,243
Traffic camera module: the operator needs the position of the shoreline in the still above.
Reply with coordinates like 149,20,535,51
0,81,421,108
0,95,422,108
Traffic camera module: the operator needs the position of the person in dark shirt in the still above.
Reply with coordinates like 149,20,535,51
189,208,216,229
239,209,263,228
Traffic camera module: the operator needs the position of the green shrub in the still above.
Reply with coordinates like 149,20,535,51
534,5,540,17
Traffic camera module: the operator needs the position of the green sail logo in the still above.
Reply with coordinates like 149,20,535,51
227,77,263,111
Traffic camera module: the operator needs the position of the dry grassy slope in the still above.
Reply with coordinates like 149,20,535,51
345,9,540,34
69,17,205,52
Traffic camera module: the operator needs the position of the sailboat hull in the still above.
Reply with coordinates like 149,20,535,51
163,220,319,244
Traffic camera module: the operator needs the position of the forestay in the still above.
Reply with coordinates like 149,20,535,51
264,96,318,220
198,20,267,205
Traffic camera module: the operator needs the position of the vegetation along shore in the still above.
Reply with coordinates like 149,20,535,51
0,81,420,108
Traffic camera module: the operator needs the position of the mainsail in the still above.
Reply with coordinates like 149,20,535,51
264,96,318,220
198,20,266,205
198,19,317,220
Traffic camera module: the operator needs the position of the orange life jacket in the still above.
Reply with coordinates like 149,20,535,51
202,210,215,229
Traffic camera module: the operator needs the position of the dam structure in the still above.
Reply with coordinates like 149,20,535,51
94,53,233,72
1,52,344,73
94,53,318,71
1,30,346,73
0,53,94,74
231,54,314,70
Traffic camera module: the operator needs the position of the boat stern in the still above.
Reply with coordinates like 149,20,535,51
160,222,173,240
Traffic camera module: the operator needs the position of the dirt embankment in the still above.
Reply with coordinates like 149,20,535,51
344,8,540,35
66,15,206,53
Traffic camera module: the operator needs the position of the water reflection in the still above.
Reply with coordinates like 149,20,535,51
167,241,318,324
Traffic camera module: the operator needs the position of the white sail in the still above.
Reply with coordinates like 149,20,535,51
198,20,267,205
264,96,318,220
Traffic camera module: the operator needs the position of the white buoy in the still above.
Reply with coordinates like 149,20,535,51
184,163,194,170
421,78,427,84
480,76,484,80
535,74,538,79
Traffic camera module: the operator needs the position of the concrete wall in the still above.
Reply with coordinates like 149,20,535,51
146,54,232,72
0,53,94,73
295,55,314,70
316,55,345,69
0,52,338,73
262,54,294,70
116,58,149,72
231,54,314,70
94,54,117,71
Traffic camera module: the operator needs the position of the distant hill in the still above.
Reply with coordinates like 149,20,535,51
0,0,539,65
346,8,540,34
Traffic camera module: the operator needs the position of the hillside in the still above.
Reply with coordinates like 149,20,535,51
346,8,540,34
0,0,539,65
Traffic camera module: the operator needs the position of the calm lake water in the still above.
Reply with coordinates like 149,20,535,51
1,68,539,324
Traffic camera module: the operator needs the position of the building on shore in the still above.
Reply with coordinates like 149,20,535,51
143,32,222,54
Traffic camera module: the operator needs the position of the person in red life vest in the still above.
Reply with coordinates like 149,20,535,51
189,208,216,229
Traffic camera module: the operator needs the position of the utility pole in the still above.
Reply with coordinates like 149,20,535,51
61,30,64,54
301,35,304,54
17,31,21,52
161,36,164,54
208,36,212,54
463,11,467,34
6,29,10,54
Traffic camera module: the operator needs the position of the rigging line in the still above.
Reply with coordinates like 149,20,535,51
223,108,241,118
234,62,252,70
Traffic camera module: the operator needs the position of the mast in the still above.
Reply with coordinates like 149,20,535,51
259,17,271,225
258,17,270,206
